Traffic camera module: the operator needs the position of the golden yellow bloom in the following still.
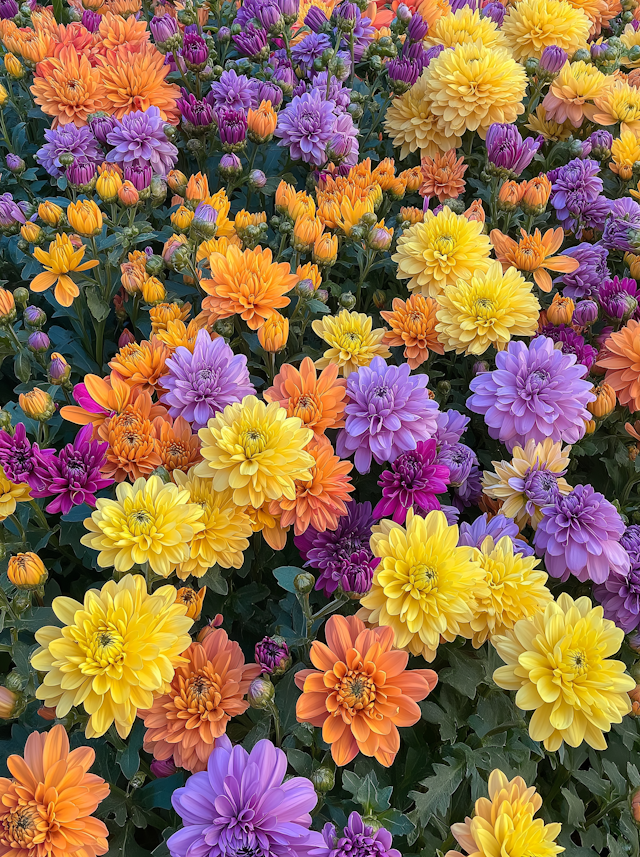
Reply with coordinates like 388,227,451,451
292,215,324,252
81,474,204,578
234,209,267,231
66,199,103,237
142,275,166,305
593,78,640,133
0,468,30,523
38,201,63,227
502,0,590,61
313,233,339,266
622,22,640,65
312,310,391,376
525,105,573,141
318,194,375,236
0,83,7,107
150,301,191,334
196,396,314,508
173,470,253,578
435,261,540,355
392,205,492,298
21,221,42,243
96,165,123,202
445,770,563,857
611,127,640,177
258,311,289,352
359,509,487,661
4,53,24,78
19,389,55,421
297,261,322,290
32,574,193,738
425,6,507,48
425,41,527,138
8,552,47,590
175,586,206,621
157,318,206,353
542,60,610,127
171,205,195,232
482,439,573,528
547,293,575,325
493,593,635,751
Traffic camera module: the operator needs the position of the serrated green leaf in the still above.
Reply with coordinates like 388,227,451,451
356,772,392,813
378,809,415,836
561,787,585,828
573,769,610,798
197,565,227,595
440,649,484,700
409,755,465,825
602,758,627,795
85,286,111,323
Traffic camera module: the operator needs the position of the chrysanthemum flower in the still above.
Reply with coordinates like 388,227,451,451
150,302,191,334
172,470,252,577
98,398,161,482
593,79,640,133
153,415,202,475
419,149,468,204
156,318,207,353
490,227,579,293
97,44,180,123
566,0,620,35
0,467,31,522
109,337,170,393
201,245,298,331
264,356,347,436
62,371,167,433
493,593,634,751
482,439,573,529
31,233,99,307
196,396,314,508
597,319,640,411
425,6,507,48
373,439,449,523
611,127,640,177
444,770,563,857
381,294,443,369
31,45,105,127
295,614,437,766
0,724,109,857
525,104,573,142
312,310,390,377
542,60,609,126
502,0,591,61
81,475,204,577
622,23,640,65
32,574,194,738
359,509,487,661
424,41,527,138
393,206,492,299
384,70,462,159
97,12,149,52
140,627,261,773
435,261,540,355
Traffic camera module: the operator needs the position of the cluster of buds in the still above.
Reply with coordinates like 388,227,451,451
497,176,552,215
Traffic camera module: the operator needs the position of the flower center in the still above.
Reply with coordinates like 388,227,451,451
2,807,38,847
88,626,125,668
405,563,437,594
338,330,363,352
127,509,154,535
240,428,267,457
434,235,455,257
179,666,223,717
337,668,376,714
566,647,589,677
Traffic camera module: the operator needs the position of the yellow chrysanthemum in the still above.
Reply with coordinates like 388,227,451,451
173,469,252,578
502,0,590,61
195,396,314,508
460,536,552,648
542,60,610,127
358,509,488,661
312,310,391,376
392,206,493,298
621,23,640,65
525,105,573,141
610,127,640,176
424,41,527,138
81,475,205,578
593,78,640,133
31,574,193,739
482,439,573,528
425,7,507,48
445,770,563,857
384,70,462,159
493,593,635,751
0,467,31,522
435,261,540,355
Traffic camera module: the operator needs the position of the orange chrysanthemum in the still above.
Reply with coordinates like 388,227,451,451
490,227,580,292
154,414,203,474
269,439,354,535
464,199,486,222
381,294,444,369
6,27,52,65
245,501,289,551
419,149,468,203
597,319,640,411
48,22,98,62
97,13,149,52
97,44,180,123
61,371,167,432
98,393,162,482
107,0,142,14
264,356,347,436
0,724,109,857
150,301,192,334
108,337,170,393
31,46,105,127
295,614,437,767
140,627,261,774
200,245,298,331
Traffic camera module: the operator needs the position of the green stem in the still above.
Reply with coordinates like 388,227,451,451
268,700,283,747
29,500,49,531
586,794,626,827
8,514,26,546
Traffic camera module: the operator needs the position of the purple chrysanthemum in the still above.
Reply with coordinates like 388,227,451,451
557,242,609,299
276,89,358,166
550,158,603,235
337,10,374,61
292,32,332,73
434,409,469,447
596,275,639,321
436,442,474,487
458,513,534,557
453,460,483,510
31,424,113,515
161,329,254,430
316,548,378,598
373,439,449,524
309,72,351,112
535,324,598,370
105,106,178,176
36,125,102,178
233,22,269,60
594,526,640,632
602,197,640,252
486,123,542,176
0,193,27,228
168,736,323,857
468,336,595,452
0,423,54,490
255,636,290,674
336,356,439,474
311,812,400,857
178,90,214,128
206,69,258,113
534,484,629,584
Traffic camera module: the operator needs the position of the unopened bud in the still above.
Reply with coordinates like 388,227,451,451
248,676,276,709
294,572,315,593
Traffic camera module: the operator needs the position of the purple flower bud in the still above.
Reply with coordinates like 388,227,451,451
573,300,598,326
24,305,47,328
336,0,358,28
437,442,475,487
6,153,25,174
589,129,613,159
255,636,291,675
305,5,328,31
591,42,607,59
481,2,505,24
178,90,214,127
396,3,412,22
486,122,542,176
150,759,177,778
249,168,267,188
81,9,101,30
273,64,295,93
233,23,269,60
407,12,428,41
539,45,567,74
218,152,243,178
191,202,218,238
278,0,298,20
182,32,208,69
48,353,70,383
217,25,231,41
150,13,179,44
255,0,282,30
256,80,283,107
247,676,275,709
597,276,639,322
66,157,96,187
473,360,491,375
0,0,18,19
316,288,329,303
124,163,153,190
218,108,247,150
325,131,352,163
27,330,50,353
88,112,116,145
388,57,420,88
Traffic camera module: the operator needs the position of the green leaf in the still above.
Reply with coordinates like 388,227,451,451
52,0,63,22
14,351,31,384
286,748,312,778
137,774,184,811
608,834,628,857
440,649,484,700
562,787,585,828
14,606,59,632
197,565,228,595
242,715,271,750
573,769,610,798
602,758,627,795
306,299,330,314
409,754,466,825
356,773,392,813
377,809,415,836
85,286,111,323
273,566,303,593
119,721,144,780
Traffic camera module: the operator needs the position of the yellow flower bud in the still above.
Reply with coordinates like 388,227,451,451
8,552,48,590
275,180,296,214
19,389,55,421
0,83,8,108
258,311,289,353
293,215,324,253
0,288,16,323
171,205,195,232
66,199,103,237
142,276,166,305
96,166,123,203
176,586,206,620
312,233,338,267
20,222,42,244
0,687,21,719
584,418,596,435
4,54,24,79
288,191,315,222
38,201,63,227
587,382,617,418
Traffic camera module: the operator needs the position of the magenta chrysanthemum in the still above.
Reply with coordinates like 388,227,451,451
373,439,449,523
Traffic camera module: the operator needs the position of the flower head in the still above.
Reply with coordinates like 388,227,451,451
312,310,390,376
315,812,401,857
486,123,542,176
491,226,580,293
550,157,606,235
207,68,257,112
381,294,443,369
0,467,31,522
295,614,437,765
597,319,640,411
264,357,347,436
594,525,640,633
36,124,102,178
373,438,449,523
106,106,178,175
558,242,610,298
502,0,590,61
108,337,170,394
31,233,99,307
97,44,180,123
276,89,357,167
425,5,506,47
458,512,534,556
32,574,194,738
31,46,105,127
419,148,468,203
0,423,53,490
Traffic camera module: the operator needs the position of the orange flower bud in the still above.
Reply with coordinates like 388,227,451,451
185,171,209,206
275,180,297,214
0,687,21,719
118,181,140,207
546,294,574,326
3,53,24,79
258,311,289,352
313,233,338,267
632,785,640,825
584,418,596,434
67,199,103,237
587,382,617,418
627,252,640,280
235,210,267,231
171,205,194,232
386,175,407,200
0,288,16,323
38,201,63,227
197,613,224,641
521,175,552,213
399,206,423,225
120,263,145,296
8,552,48,589
19,389,55,421
497,180,526,211
248,100,278,143
399,166,421,193
176,586,206,620
37,705,57,721
630,684,640,716
288,191,316,222
96,166,123,203
142,276,166,305
463,199,486,223
167,169,188,196
293,215,324,252
20,221,42,243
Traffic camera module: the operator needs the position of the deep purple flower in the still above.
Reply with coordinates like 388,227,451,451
468,336,595,452
407,11,428,40
150,13,179,43
305,5,329,30
336,357,439,474
182,31,208,68
594,526,640,632
453,460,483,510
36,125,101,178
256,80,284,108
573,299,598,326
373,439,449,523
0,0,19,18
482,2,506,24
436,442,474,487
388,57,421,88
458,513,534,557
534,484,629,584
233,22,269,59
315,548,378,597
88,113,117,145
486,123,541,176
602,197,640,252
124,163,153,190
557,242,609,299
255,0,283,29
67,157,97,187
31,424,113,515
539,45,567,74
178,90,214,128
596,275,639,321
161,329,254,430
207,69,257,112
535,324,598,369
218,107,247,148
550,158,603,234
0,423,54,490
581,195,611,235
255,636,290,674
106,107,178,176
311,812,400,857
434,409,469,447
168,736,323,857
150,758,178,778
292,32,331,72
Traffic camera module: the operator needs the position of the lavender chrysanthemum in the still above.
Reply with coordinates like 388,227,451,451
536,324,598,369
161,329,254,430
336,356,439,474
106,106,178,176
436,442,475,487
596,275,639,321
453,460,483,510
458,513,534,557
434,409,469,447
292,32,332,73
206,69,258,112
337,10,374,61
311,812,400,857
32,424,113,514
594,526,640,633
486,123,542,176
534,484,629,584
602,197,640,252
168,736,323,857
276,89,358,166
36,125,102,178
0,423,54,490
550,158,603,235
468,336,595,452
557,242,609,299
373,439,448,524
